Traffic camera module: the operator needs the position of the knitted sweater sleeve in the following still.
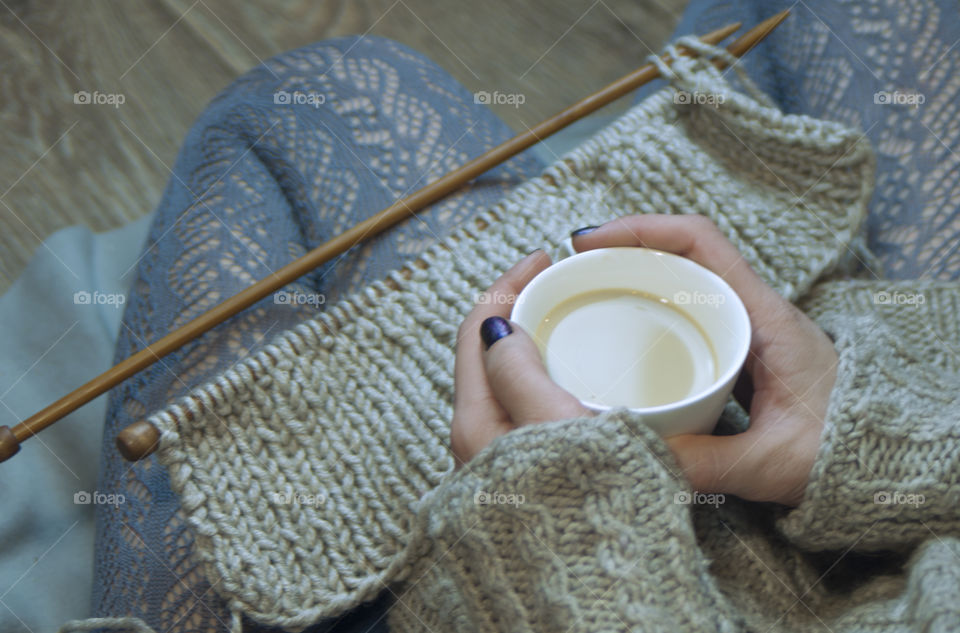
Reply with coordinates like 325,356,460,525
777,281,960,551
388,409,743,633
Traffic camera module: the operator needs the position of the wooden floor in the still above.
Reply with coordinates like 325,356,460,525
0,0,688,292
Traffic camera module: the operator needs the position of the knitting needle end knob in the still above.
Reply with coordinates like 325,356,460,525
0,426,21,462
115,420,161,461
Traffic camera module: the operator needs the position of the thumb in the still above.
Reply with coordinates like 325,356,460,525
479,316,589,426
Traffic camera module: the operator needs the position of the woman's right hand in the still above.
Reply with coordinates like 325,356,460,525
572,215,838,507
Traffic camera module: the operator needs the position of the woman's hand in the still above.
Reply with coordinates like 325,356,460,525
572,215,838,506
450,251,590,466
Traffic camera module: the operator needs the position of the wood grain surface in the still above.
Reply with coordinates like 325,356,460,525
0,0,687,292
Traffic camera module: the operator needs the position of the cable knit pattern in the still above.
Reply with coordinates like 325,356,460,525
131,42,960,633
390,392,960,632
390,409,744,633
779,281,960,551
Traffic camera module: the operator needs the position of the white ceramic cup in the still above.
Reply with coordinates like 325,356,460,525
510,246,751,436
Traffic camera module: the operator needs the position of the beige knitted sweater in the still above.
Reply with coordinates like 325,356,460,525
114,45,960,633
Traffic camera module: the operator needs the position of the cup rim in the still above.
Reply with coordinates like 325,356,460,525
510,246,752,414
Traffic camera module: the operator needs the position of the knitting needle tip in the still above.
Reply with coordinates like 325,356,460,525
710,21,743,43
766,9,791,31
721,9,790,60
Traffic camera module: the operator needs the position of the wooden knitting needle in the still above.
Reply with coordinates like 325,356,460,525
0,10,790,464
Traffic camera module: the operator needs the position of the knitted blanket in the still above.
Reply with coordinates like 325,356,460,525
135,43,960,632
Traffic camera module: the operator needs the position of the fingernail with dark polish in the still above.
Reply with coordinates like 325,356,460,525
570,225,599,238
480,316,513,350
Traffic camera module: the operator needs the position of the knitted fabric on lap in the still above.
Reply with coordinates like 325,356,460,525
144,44,874,630
90,34,541,633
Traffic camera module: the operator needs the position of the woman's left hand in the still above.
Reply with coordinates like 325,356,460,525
450,250,590,467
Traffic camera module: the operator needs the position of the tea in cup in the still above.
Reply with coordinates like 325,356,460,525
510,247,750,436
